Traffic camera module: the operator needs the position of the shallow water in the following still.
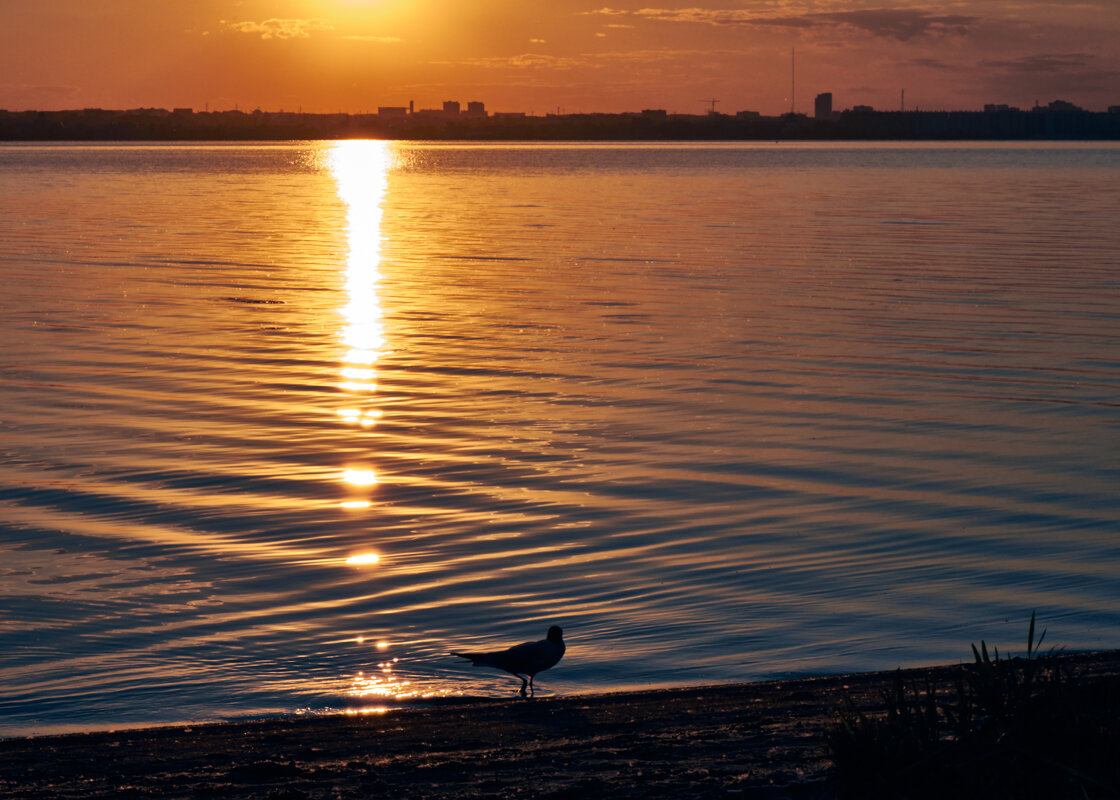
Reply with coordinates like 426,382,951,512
2,141,1119,737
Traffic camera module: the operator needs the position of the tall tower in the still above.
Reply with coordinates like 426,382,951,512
790,48,796,114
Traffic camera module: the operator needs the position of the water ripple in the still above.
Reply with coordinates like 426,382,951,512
1,141,1119,735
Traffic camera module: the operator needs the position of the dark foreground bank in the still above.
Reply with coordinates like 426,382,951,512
3,650,1119,800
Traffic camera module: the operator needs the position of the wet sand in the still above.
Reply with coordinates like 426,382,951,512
4,650,1119,800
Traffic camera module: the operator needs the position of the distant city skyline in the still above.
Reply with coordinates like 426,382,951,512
26,94,1106,118
3,1,1119,115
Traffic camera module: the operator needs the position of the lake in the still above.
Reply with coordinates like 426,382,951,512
1,141,1119,737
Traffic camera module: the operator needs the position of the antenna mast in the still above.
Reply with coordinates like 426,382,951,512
790,48,796,114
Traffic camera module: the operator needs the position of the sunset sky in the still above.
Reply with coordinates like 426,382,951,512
3,0,1118,115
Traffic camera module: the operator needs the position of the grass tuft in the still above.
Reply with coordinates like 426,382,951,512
829,612,1120,798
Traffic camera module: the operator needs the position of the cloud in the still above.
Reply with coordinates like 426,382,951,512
906,57,963,71
340,35,402,43
980,53,1093,73
975,52,1119,99
631,7,978,41
32,84,83,96
438,48,730,72
224,19,333,40
816,9,976,40
582,7,631,15
979,52,1119,91
439,53,589,70
606,23,636,29
530,38,547,43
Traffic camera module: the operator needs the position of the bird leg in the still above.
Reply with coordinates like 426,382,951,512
528,675,535,697
518,676,528,697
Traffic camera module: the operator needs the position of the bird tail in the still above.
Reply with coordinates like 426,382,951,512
452,651,498,667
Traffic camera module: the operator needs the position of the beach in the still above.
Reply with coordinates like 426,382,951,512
4,650,1118,799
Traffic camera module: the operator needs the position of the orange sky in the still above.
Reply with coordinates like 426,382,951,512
3,0,1118,115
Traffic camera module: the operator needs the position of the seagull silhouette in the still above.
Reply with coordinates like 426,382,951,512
452,626,566,697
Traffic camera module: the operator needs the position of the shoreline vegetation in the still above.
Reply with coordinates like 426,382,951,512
3,106,1120,142
4,649,1119,799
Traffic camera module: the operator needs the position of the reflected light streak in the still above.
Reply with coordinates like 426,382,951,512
338,382,377,392
329,140,392,508
336,408,382,426
345,552,380,566
330,140,391,379
348,665,413,699
344,348,378,365
342,469,378,486
340,367,376,380
346,661,461,702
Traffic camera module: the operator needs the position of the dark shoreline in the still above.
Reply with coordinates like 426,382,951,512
4,650,1119,799
3,106,1120,142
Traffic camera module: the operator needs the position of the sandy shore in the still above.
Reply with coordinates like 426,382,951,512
4,650,1119,800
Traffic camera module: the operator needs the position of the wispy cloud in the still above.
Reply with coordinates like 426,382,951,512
582,7,631,15
817,9,976,40
981,52,1119,89
433,53,588,70
437,48,731,72
906,57,963,71
223,19,333,40
339,35,402,43
616,7,978,41
978,52,1119,96
5,83,82,97
980,52,1093,73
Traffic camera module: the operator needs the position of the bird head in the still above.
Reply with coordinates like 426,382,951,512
547,626,563,644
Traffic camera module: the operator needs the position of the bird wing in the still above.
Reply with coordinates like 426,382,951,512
452,637,564,675
496,638,564,674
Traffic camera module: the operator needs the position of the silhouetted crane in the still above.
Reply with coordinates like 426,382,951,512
700,98,720,113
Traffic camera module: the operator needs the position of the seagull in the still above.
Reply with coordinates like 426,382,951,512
452,626,566,697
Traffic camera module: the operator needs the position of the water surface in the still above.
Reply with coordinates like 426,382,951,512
2,141,1119,736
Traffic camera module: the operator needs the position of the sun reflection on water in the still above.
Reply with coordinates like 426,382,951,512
345,657,461,704
339,500,372,509
342,469,378,486
328,140,393,505
344,552,380,566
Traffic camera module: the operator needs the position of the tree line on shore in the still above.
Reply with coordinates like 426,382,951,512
3,105,1119,140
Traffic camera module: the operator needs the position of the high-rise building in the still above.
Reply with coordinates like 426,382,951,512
814,92,833,120
443,100,461,115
